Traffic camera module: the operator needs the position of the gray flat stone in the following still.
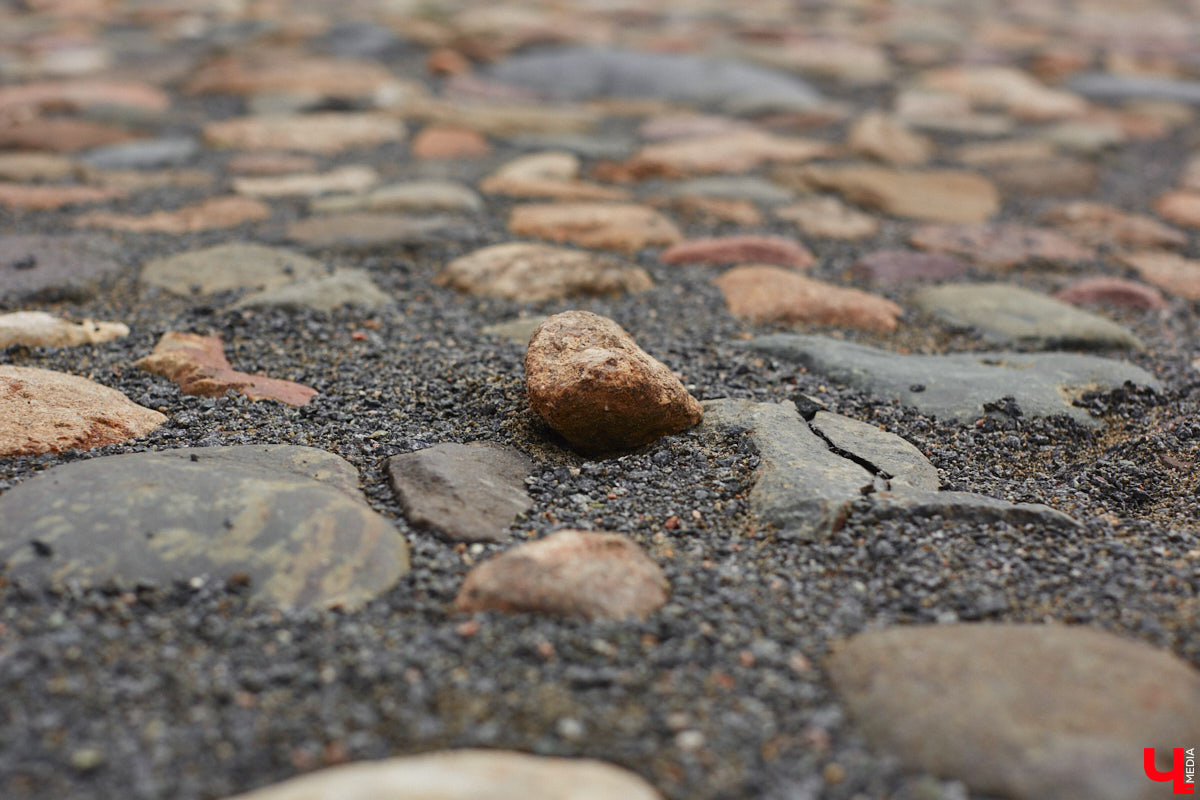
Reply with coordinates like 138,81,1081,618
912,283,1142,350
653,176,796,206
141,243,325,296
233,269,391,311
81,136,199,169
481,315,548,344
747,334,1158,428
829,624,1200,800
310,181,483,215
704,398,1079,539
810,411,941,492
1068,72,1200,104
508,133,635,160
488,47,823,114
0,234,124,303
284,213,474,250
0,445,409,610
385,443,533,543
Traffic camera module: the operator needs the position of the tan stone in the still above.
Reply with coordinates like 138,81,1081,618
0,117,136,153
0,182,124,210
480,151,628,201
1154,190,1200,228
232,165,380,198
411,126,490,160
456,530,668,620
989,157,1098,197
802,165,999,223
920,65,1088,121
136,332,317,406
1042,202,1186,249
0,312,128,348
524,311,702,454
185,54,394,98
409,99,599,136
774,196,881,240
74,196,270,233
311,181,481,215
649,195,763,227
910,223,1094,269
203,113,404,154
623,130,834,177
952,139,1057,166
223,749,663,800
80,168,213,192
712,265,902,332
0,366,165,457
436,242,652,301
847,111,932,165
0,152,76,182
0,79,169,116
660,235,815,269
1180,154,1200,192
509,202,682,253
1118,251,1200,300
226,153,319,176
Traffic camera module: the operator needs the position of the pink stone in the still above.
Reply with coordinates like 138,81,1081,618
660,235,815,270
1053,277,1168,310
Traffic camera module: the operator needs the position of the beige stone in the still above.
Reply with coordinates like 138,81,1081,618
525,311,702,454
1118,250,1200,300
910,223,1094,269
1042,202,1186,249
920,65,1088,121
660,235,815,269
509,203,682,253
436,243,651,301
0,182,124,210
847,111,932,165
456,530,668,620
0,366,165,457
0,152,76,182
480,151,628,201
624,130,834,177
312,181,482,215
801,165,998,223
204,114,404,154
185,55,395,99
1154,190,1200,228
774,196,881,240
713,265,902,332
75,196,270,233
0,312,128,348
232,165,379,198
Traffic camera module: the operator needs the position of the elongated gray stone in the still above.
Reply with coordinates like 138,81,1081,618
141,243,325,296
746,334,1159,428
703,398,1079,539
1068,72,1200,104
0,234,123,302
233,269,391,311
829,624,1200,800
655,176,796,206
385,443,533,543
0,445,409,610
81,136,198,169
912,283,1142,350
488,47,823,114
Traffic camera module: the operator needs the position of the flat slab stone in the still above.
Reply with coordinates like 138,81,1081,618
284,213,472,250
829,624,1200,800
809,411,940,492
233,269,391,311
0,233,123,302
746,334,1159,427
653,176,796,206
1068,72,1200,104
436,242,652,301
487,47,823,114
80,136,198,169
385,443,533,543
0,446,409,611
912,283,1142,350
141,243,325,296
223,749,663,800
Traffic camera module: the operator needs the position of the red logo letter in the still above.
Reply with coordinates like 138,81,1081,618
1145,748,1195,795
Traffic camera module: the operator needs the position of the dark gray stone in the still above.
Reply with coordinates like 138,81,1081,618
912,283,1142,350
0,445,409,611
703,398,1080,540
1068,72,1200,104
746,334,1159,428
81,137,199,169
233,269,391,311
487,47,823,114
829,624,1200,800
284,213,475,250
386,443,534,543
0,234,124,303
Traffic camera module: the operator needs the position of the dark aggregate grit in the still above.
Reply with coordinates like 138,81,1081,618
1,66,1199,800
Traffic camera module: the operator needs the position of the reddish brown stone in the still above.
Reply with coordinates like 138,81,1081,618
455,530,669,620
0,80,168,117
509,202,682,253
1053,277,1168,310
0,182,124,210
0,366,165,457
660,235,815,270
184,54,394,98
136,332,317,406
74,196,270,233
712,265,903,332
850,250,968,285
0,117,137,153
411,126,490,160
910,223,1094,269
426,48,472,76
525,311,702,454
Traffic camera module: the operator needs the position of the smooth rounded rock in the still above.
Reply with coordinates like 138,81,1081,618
525,311,702,454
436,243,652,301
0,233,124,302
713,265,902,332
456,530,669,620
509,203,683,253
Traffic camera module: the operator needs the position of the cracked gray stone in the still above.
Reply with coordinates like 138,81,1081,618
703,398,1079,540
746,334,1159,428
912,283,1142,350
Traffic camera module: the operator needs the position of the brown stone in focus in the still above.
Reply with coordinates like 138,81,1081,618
713,265,902,332
1118,251,1200,300
0,366,166,457
660,235,815,270
455,530,669,620
1042,202,1186,249
1053,277,1168,310
910,223,1094,269
135,332,317,406
74,196,270,233
0,182,124,210
509,202,682,253
436,242,652,301
524,310,702,454
411,126,490,160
